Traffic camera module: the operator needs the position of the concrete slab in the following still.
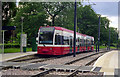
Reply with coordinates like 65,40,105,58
93,50,120,76
0,62,21,67
43,65,64,69
0,51,37,62
21,63,47,70
61,65,79,70
0,62,31,68
78,66,93,71
42,64,93,72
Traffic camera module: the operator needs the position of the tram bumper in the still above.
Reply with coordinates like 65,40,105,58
37,47,54,55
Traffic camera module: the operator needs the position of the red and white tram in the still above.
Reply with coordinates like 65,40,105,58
36,26,94,55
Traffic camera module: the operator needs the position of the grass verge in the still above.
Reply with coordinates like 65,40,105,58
0,48,32,53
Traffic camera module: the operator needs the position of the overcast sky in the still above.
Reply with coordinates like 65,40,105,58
82,2,118,29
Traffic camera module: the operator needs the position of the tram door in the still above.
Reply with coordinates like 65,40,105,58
55,33,62,54
70,36,73,53
86,39,88,51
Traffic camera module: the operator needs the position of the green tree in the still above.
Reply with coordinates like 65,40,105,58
2,2,17,26
42,2,74,26
53,2,81,30
12,2,47,44
11,2,118,46
76,5,111,45
2,2,17,43
109,27,118,44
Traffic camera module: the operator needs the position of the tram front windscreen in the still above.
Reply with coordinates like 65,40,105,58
39,27,55,45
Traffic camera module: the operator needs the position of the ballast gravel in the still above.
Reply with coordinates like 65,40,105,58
1,69,43,75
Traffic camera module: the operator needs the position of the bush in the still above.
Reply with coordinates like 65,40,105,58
4,44,20,48
4,43,31,48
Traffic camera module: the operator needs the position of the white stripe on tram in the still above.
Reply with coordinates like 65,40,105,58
38,45,70,47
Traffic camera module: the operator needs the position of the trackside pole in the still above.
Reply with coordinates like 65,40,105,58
20,17,24,53
117,32,118,50
73,0,77,57
3,30,4,54
98,16,100,52
96,43,97,52
109,27,110,50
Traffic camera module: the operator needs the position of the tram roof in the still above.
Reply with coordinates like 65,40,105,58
54,27,94,38
40,26,94,38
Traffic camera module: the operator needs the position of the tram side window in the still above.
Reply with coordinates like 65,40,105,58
80,38,82,46
55,35,61,45
85,39,87,46
89,40,91,46
82,39,84,46
70,36,72,47
77,38,80,47
63,36,69,45
86,39,88,46
91,40,94,45
84,39,86,46
88,40,90,46
79,38,81,46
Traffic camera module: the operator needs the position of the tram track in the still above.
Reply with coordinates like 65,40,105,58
64,50,107,66
6,50,95,64
30,50,108,77
31,68,103,77
67,71,103,77
7,54,63,63
7,49,109,65
1,49,111,77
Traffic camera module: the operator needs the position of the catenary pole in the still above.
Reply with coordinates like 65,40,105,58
73,0,77,57
109,27,110,50
3,30,4,54
98,16,100,52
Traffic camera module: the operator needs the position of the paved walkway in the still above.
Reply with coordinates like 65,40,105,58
93,50,120,76
0,51,37,62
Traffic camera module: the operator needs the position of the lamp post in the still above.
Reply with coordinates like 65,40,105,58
21,17,24,52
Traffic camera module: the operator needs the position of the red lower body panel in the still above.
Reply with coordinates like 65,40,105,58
91,46,94,51
37,46,94,55
37,46,70,55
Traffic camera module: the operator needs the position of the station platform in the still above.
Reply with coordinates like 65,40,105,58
93,50,120,76
0,51,37,62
